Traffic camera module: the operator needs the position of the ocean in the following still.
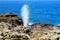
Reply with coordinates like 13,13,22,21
0,1,60,26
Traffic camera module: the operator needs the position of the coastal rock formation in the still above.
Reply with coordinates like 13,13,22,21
0,12,23,26
31,23,53,32
29,23,54,40
0,12,60,40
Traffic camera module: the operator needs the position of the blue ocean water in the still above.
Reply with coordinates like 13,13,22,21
0,1,60,26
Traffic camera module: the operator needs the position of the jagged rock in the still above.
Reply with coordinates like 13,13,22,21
29,23,54,40
0,12,23,26
31,23,54,32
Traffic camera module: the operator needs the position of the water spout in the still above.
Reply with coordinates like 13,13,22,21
21,5,29,27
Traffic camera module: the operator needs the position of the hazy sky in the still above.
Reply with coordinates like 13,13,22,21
0,0,60,1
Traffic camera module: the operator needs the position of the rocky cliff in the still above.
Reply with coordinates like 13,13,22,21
0,12,23,27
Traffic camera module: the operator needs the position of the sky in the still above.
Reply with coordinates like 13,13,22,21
0,0,60,1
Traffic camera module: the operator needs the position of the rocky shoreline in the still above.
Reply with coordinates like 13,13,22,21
0,12,60,40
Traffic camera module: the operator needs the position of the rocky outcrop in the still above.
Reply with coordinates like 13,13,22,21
29,23,54,40
0,12,23,26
